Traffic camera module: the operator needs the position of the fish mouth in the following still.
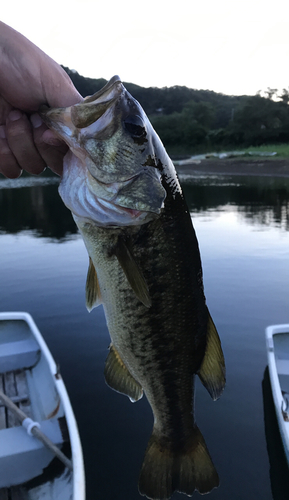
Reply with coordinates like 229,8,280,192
70,192,154,228
96,197,147,220
81,75,122,104
86,166,164,212
41,76,167,226
58,152,160,228
81,171,163,226
40,75,125,143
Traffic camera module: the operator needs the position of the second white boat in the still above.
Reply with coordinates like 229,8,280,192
265,323,289,466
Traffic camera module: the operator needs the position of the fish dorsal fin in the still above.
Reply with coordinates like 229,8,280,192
85,257,102,311
198,311,225,401
114,237,151,308
104,344,143,402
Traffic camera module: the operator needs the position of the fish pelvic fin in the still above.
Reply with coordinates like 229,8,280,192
85,257,102,311
114,236,151,308
138,426,219,500
104,344,143,402
198,310,226,401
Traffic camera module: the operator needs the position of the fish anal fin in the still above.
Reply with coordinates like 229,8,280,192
138,425,219,499
198,311,226,401
86,257,102,311
114,237,151,308
104,344,143,403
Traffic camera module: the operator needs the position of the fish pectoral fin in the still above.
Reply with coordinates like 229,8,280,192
85,257,102,311
198,311,226,401
104,344,143,403
114,237,151,308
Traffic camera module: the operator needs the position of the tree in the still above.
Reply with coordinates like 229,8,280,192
279,88,289,104
264,87,278,100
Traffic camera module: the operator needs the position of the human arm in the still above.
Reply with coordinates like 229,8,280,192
0,21,83,178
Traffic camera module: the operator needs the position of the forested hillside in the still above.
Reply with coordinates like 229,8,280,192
63,66,289,153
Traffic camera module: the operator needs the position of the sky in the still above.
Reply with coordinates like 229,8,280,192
2,0,289,96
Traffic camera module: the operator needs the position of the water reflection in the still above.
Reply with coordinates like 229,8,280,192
0,173,289,240
182,175,289,231
0,177,77,240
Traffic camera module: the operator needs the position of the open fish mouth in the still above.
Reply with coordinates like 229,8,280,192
58,151,160,227
70,192,153,227
96,198,147,222
40,75,167,227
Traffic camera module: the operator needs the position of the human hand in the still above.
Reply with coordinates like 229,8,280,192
0,21,83,178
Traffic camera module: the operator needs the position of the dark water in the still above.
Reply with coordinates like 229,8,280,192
0,173,289,500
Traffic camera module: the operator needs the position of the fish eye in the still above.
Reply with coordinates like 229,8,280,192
123,115,146,138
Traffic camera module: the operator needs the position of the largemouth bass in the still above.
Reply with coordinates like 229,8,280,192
40,76,225,500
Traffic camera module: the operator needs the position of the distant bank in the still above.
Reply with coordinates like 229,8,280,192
175,158,289,178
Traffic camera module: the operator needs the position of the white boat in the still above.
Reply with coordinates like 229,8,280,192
0,311,85,500
265,324,289,465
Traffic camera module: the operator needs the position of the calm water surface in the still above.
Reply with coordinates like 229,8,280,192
0,173,289,500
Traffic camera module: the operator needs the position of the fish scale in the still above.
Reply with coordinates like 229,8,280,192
79,195,209,453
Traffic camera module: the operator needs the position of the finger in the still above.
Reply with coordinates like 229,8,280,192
31,114,68,176
0,125,22,178
6,110,46,175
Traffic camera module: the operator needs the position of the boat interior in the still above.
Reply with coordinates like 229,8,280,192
0,318,69,498
273,332,289,420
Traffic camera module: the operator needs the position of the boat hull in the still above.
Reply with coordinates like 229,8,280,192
266,324,289,466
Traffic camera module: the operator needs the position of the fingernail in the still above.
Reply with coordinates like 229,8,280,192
30,113,43,128
44,136,64,147
8,110,22,121
42,130,64,147
0,126,6,139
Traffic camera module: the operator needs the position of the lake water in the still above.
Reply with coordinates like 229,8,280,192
0,172,289,500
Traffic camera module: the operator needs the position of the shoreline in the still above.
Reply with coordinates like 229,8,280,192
174,158,289,178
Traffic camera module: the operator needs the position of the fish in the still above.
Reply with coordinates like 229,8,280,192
40,75,225,500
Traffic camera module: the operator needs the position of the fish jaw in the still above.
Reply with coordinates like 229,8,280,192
59,151,155,227
40,76,167,227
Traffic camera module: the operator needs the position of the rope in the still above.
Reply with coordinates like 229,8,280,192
0,389,73,471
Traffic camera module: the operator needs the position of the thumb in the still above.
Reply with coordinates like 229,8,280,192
31,114,68,175
42,61,84,108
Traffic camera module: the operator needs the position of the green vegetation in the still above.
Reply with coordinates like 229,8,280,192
63,67,289,157
241,144,289,158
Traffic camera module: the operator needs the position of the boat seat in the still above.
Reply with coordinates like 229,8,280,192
0,418,64,488
276,359,289,376
0,338,40,373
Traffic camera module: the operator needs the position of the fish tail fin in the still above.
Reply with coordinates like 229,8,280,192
138,426,219,500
